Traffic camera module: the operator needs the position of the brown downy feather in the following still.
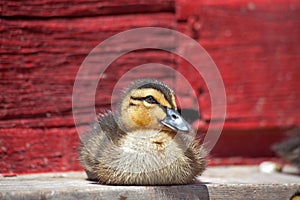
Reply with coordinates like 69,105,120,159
79,79,206,185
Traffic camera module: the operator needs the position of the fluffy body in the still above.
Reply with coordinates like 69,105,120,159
79,79,206,185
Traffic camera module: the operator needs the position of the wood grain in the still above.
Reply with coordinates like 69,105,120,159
1,0,300,174
1,167,299,200
0,13,176,173
0,128,81,173
0,14,176,126
176,0,300,129
1,0,174,17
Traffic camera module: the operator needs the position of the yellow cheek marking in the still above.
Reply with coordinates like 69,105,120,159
130,106,151,127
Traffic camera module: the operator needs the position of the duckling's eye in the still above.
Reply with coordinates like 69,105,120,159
144,95,158,104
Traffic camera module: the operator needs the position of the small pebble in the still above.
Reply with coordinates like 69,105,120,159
259,161,282,173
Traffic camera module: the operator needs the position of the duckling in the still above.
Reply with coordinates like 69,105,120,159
79,79,206,185
272,127,300,173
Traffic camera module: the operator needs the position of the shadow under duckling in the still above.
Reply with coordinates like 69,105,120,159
79,79,206,185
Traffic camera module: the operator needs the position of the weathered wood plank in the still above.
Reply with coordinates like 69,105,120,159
210,129,288,157
0,166,299,200
0,128,82,174
0,51,176,127
0,13,177,173
0,13,176,126
176,0,300,129
0,0,174,17
1,0,300,174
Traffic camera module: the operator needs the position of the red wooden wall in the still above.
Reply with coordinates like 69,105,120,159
1,0,300,174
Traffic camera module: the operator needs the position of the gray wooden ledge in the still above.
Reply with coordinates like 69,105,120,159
1,166,299,200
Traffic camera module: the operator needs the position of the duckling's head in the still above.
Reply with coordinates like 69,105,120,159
118,79,190,133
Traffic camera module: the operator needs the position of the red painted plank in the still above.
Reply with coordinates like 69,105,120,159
1,13,175,56
176,0,300,21
176,0,300,129
1,0,300,174
0,128,81,174
0,13,176,124
0,13,178,173
1,0,174,17
0,51,176,128
210,128,289,157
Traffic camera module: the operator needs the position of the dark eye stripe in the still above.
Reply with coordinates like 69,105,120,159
129,102,137,106
137,83,176,109
144,96,158,104
130,95,158,104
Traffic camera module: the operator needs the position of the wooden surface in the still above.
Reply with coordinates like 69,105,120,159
0,12,176,173
1,0,300,174
0,166,299,200
176,0,300,128
0,0,174,17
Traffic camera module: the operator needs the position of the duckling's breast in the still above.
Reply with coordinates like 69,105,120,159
95,130,204,185
97,130,199,185
117,130,182,173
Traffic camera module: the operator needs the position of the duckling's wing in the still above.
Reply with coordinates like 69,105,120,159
78,112,125,180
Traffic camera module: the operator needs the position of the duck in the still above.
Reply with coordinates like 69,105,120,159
272,127,300,173
79,79,206,185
